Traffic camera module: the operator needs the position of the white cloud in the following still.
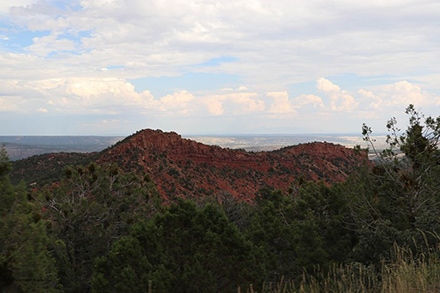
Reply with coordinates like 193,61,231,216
0,0,38,13
102,119,121,124
28,33,77,57
359,80,438,110
0,96,23,112
315,79,438,114
317,78,358,111
334,92,358,111
267,91,295,114
203,92,264,116
205,97,224,116
316,78,341,93
34,77,156,111
1,76,267,118
229,93,265,114
0,77,158,114
384,80,426,106
221,86,248,92
0,76,266,118
266,92,324,115
293,94,324,108
159,90,195,114
358,89,383,109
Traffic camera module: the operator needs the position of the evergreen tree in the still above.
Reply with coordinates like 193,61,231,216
351,105,440,263
92,200,264,292
0,145,60,292
43,163,158,292
247,185,353,282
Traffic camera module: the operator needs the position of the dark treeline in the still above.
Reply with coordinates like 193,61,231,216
1,105,439,292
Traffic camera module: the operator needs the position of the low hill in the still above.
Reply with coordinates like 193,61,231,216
10,152,99,185
98,129,367,201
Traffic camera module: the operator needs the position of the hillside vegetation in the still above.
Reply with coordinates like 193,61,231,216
1,105,439,292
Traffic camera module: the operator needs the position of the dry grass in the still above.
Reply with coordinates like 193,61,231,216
245,242,440,293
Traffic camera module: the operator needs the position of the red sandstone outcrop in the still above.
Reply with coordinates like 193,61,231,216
98,129,368,201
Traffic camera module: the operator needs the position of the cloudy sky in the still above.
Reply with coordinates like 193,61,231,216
1,0,439,135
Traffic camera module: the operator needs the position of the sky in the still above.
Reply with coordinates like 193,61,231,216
0,0,439,135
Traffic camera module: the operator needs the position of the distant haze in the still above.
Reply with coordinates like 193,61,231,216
1,134,388,161
0,136,123,160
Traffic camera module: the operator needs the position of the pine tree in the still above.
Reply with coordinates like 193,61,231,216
43,163,158,292
92,200,264,292
0,145,60,292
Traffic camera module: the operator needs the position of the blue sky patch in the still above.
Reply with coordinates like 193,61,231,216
107,65,125,70
1,29,51,53
191,56,239,68
129,72,241,97
288,80,318,96
51,0,83,12
324,73,400,90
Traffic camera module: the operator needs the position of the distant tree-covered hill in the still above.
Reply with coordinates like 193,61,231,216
11,152,99,186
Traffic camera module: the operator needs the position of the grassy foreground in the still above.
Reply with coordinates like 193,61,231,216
249,243,440,293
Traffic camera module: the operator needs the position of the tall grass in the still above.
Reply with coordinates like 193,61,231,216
251,243,440,293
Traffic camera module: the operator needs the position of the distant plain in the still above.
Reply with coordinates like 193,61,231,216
1,133,388,161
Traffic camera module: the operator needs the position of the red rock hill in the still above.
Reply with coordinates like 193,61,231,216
98,129,367,201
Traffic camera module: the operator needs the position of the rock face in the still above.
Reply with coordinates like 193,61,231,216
98,129,368,201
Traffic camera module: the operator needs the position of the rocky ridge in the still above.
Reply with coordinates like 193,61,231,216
98,129,367,201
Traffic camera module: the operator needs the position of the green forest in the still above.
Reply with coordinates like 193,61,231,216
1,105,439,292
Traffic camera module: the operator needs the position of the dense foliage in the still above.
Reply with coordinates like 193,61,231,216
0,105,439,292
92,200,264,292
0,146,60,292
10,152,99,186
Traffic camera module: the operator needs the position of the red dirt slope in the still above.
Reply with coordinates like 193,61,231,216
98,129,367,201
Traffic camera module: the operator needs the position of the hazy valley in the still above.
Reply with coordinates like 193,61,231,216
1,133,388,161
